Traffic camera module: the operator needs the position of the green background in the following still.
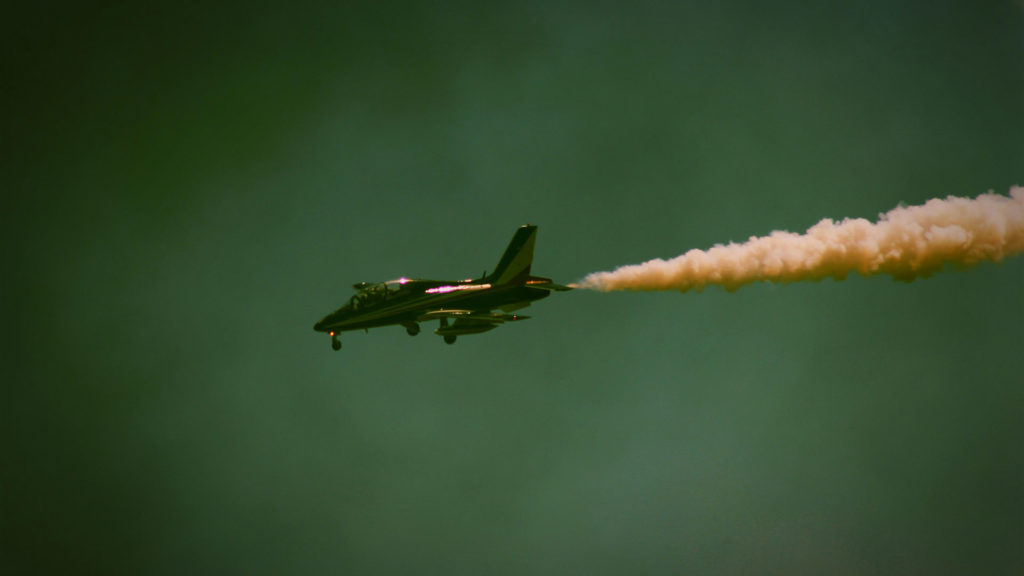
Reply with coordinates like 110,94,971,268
5,2,1023,573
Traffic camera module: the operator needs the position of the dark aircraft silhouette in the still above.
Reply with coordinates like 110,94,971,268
314,225,571,350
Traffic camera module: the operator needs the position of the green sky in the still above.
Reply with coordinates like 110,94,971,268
5,2,1023,573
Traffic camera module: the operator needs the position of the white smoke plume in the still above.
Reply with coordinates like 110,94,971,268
576,187,1024,292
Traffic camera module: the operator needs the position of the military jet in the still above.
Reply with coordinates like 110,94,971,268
314,225,571,350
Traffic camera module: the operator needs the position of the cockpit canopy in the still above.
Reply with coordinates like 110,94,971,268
348,277,414,309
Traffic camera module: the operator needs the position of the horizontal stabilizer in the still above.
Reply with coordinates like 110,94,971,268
525,277,573,291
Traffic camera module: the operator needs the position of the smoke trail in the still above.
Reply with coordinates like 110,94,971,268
576,187,1024,292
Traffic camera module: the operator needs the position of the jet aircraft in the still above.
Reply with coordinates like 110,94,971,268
313,225,571,350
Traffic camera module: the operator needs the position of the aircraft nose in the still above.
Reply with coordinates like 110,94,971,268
314,308,348,332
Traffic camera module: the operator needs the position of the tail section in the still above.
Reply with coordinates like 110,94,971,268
488,225,537,285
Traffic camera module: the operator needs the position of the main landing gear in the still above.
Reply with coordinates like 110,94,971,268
330,332,342,351
405,323,421,336
443,334,457,345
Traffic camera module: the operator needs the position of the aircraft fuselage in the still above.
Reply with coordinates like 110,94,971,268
313,279,550,334
312,225,570,350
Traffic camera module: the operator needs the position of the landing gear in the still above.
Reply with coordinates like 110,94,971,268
444,334,457,345
331,333,342,351
405,323,420,336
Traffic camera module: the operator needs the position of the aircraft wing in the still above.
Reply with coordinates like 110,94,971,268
417,309,530,323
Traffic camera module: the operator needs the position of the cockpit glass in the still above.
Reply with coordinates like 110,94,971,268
350,282,395,309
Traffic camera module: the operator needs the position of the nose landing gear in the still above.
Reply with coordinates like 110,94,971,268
331,332,342,351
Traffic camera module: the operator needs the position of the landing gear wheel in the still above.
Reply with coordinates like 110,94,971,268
406,324,420,336
443,335,457,345
331,336,342,351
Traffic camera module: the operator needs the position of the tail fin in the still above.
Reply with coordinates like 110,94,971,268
488,225,537,285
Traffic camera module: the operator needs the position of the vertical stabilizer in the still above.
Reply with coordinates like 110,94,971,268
488,225,537,285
